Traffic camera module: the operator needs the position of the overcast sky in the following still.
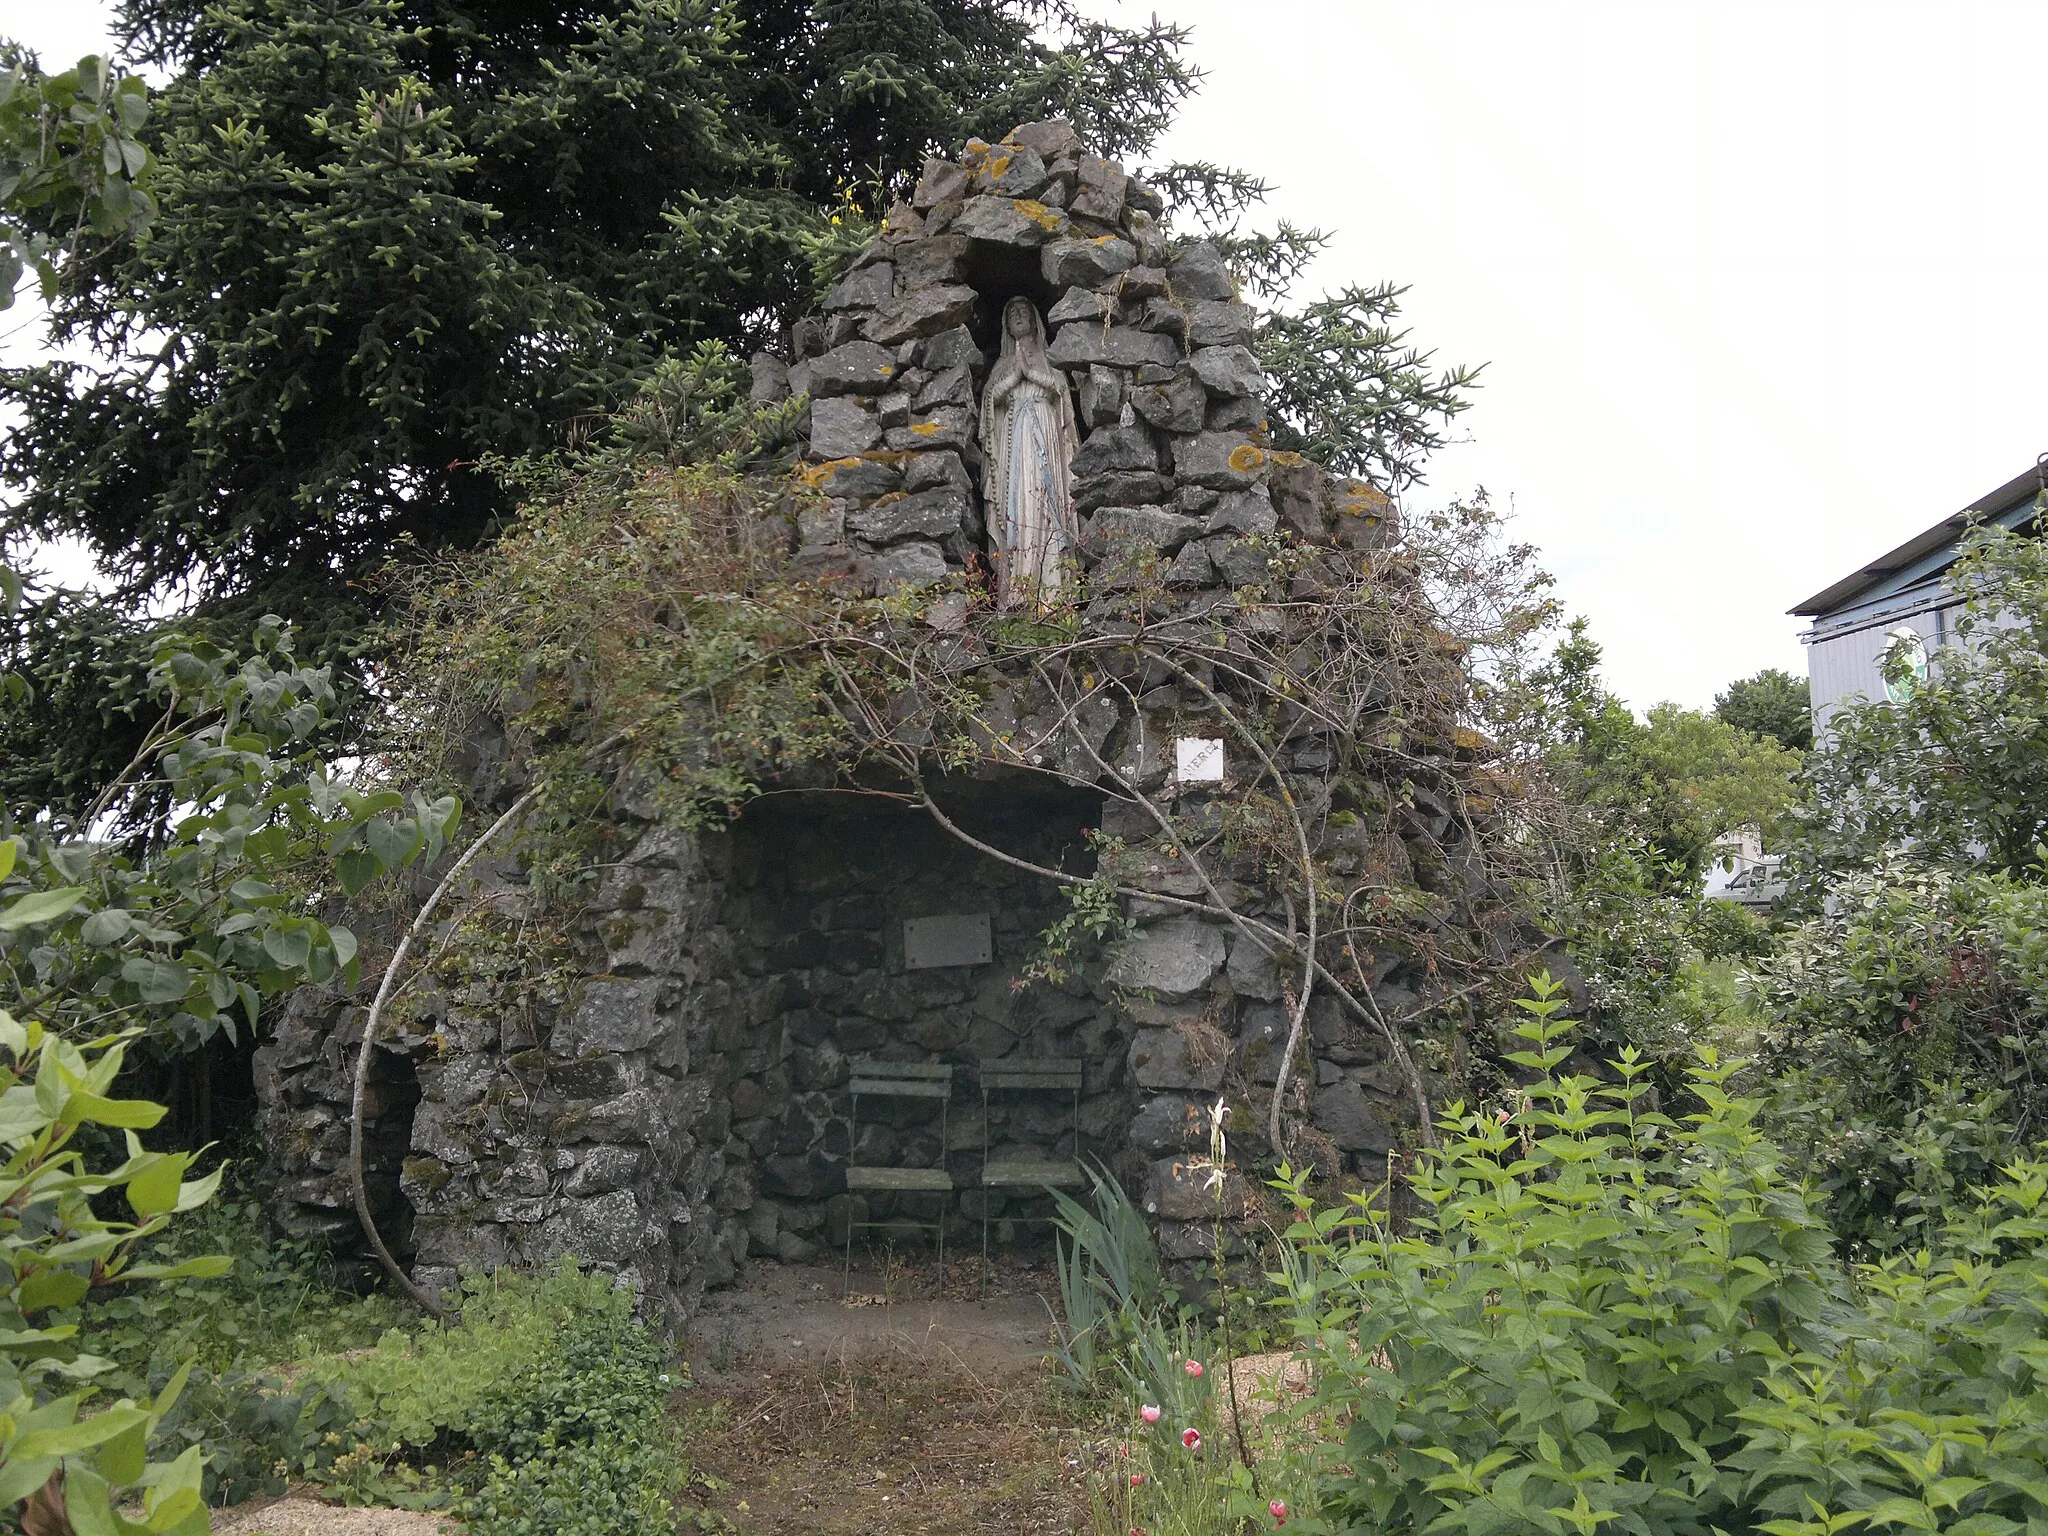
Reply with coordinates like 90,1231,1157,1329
7,0,2046,711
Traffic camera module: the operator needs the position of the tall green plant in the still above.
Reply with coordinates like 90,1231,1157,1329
1274,974,1843,1535
0,612,458,1050
0,1014,226,1534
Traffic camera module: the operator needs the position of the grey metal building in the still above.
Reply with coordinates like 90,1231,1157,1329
1793,462,2042,732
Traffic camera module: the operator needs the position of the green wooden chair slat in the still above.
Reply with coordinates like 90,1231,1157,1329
982,1159,1084,1187
846,1166,955,1192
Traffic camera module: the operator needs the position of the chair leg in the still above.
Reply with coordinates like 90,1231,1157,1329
843,1213,854,1299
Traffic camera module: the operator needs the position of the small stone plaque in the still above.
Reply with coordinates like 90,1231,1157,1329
903,912,992,970
1175,737,1225,783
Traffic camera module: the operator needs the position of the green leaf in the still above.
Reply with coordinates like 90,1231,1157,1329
0,836,16,881
61,1089,167,1130
121,956,193,1005
79,908,133,946
0,886,88,930
16,1266,90,1313
125,1153,185,1218
12,1403,149,1459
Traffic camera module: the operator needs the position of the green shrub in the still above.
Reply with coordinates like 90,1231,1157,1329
1273,975,2048,1536
309,1265,684,1536
82,1182,408,1506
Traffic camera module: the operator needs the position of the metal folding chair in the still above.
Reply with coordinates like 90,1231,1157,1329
841,1059,954,1295
978,1059,1085,1296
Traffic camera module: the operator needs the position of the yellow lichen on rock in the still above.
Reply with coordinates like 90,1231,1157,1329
1016,199,1064,231
1227,443,1267,473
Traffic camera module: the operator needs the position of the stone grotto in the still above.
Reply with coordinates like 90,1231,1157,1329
252,118,1492,1327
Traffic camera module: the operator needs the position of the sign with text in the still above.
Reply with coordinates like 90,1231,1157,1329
1175,737,1225,783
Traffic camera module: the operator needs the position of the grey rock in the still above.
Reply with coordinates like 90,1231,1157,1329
1048,324,1179,371
864,284,977,346
920,325,985,375
1129,1027,1226,1092
1112,917,1228,997
1209,536,1276,588
809,396,882,458
565,1144,646,1197
1041,236,1137,288
1129,373,1207,433
902,450,970,492
972,142,1050,199
1188,344,1264,399
748,351,789,405
1164,539,1215,588
1207,395,1267,431
823,261,894,312
809,340,900,396
914,363,975,410
1127,179,1166,217
884,405,973,451
1225,937,1283,1001
1135,297,1188,340
561,978,669,1054
848,486,968,544
790,314,827,359
1185,300,1255,348
877,390,911,428
786,357,813,399
1130,1095,1208,1152
1070,153,1128,224
1049,287,1113,327
1074,470,1168,513
1172,431,1267,490
912,157,968,210
1121,265,1168,299
1077,365,1125,427
1203,486,1278,537
1269,454,1326,540
774,1229,820,1264
894,234,972,290
1326,476,1399,551
1238,1007,1285,1085
580,1088,664,1144
1082,505,1203,555
1168,241,1234,300
1313,1079,1395,1153
950,195,1067,247
1073,423,1158,476
861,540,949,591
538,1189,649,1263
824,313,864,349
1143,1155,1246,1221
796,502,844,550
808,455,900,500
1005,119,1083,162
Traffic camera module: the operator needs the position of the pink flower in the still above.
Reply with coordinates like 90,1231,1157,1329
1184,1359,1204,1378
1182,1428,1202,1451
1130,1472,1145,1487
1270,1498,1289,1526
1118,1441,1130,1458
1140,1404,1162,1424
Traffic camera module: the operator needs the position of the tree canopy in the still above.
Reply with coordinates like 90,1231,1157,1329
1715,666,1812,751
2,0,1196,608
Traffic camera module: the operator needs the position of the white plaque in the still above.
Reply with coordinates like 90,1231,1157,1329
1175,737,1225,783
903,913,992,969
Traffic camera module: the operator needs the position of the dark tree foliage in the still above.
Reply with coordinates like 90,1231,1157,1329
2,0,1196,606
1715,666,1812,751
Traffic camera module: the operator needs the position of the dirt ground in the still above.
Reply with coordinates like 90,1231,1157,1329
212,1498,454,1536
675,1254,1096,1534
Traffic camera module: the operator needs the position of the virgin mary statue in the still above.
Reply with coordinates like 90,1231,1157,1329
980,296,1080,609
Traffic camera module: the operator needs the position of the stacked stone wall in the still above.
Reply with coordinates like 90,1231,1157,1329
255,118,1481,1319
